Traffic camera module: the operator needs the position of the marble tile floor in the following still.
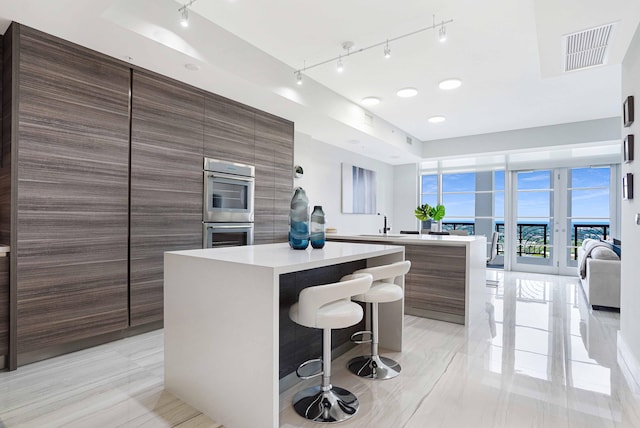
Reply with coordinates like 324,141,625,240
1,271,639,427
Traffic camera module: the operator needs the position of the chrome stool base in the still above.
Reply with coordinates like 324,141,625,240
292,385,359,422
347,354,401,380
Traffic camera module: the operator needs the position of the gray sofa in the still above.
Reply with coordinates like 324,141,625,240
577,238,621,309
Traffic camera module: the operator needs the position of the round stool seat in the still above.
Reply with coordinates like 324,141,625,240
352,281,403,303
290,300,364,330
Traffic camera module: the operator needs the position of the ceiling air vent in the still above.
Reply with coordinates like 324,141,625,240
564,23,615,72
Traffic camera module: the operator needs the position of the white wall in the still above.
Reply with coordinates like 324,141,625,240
422,118,620,158
294,132,394,234
619,21,640,388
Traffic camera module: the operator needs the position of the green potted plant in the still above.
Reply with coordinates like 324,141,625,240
414,203,445,232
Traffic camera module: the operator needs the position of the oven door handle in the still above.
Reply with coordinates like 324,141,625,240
206,225,253,229
206,171,254,182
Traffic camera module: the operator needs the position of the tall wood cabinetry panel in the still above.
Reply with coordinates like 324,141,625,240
130,71,204,326
14,25,130,353
204,93,254,165
254,111,275,244
0,33,8,361
0,255,8,358
254,111,294,244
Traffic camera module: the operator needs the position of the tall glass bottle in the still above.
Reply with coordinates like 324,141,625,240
310,206,326,249
289,187,309,249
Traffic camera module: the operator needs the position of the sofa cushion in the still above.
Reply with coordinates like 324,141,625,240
582,238,599,252
597,239,622,258
590,246,620,260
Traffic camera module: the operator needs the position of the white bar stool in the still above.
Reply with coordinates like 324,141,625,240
347,260,411,380
289,273,373,423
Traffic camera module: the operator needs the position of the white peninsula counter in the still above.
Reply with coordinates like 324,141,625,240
328,233,486,325
164,242,404,428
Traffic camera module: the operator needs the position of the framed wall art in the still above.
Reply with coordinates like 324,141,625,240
624,134,634,163
624,95,634,127
341,163,377,214
623,173,634,200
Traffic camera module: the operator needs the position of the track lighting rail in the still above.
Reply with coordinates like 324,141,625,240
294,15,453,77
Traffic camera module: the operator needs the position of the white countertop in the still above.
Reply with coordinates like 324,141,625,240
327,233,485,246
166,241,403,274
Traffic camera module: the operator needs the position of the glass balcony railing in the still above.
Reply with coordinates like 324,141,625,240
443,221,610,261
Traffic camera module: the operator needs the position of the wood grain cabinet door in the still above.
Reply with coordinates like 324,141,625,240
254,111,294,244
0,255,8,357
204,93,255,165
130,71,204,327
404,244,466,317
15,26,131,353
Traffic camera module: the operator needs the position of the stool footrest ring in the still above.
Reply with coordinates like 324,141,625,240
296,358,324,380
350,330,373,344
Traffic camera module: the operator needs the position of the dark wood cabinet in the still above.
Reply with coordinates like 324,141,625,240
0,23,295,367
255,111,294,244
129,71,204,326
204,94,255,165
0,255,8,358
404,244,466,318
13,25,130,353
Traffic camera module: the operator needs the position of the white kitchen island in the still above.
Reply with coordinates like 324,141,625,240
164,242,405,428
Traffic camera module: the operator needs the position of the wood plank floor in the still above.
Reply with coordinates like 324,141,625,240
1,271,640,427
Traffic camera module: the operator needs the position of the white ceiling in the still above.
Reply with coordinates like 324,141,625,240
0,0,639,164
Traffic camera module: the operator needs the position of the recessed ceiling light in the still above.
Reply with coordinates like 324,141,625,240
439,78,462,90
428,116,446,123
397,87,418,98
185,63,200,71
361,97,381,106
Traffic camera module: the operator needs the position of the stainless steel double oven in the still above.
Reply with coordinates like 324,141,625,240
202,158,255,248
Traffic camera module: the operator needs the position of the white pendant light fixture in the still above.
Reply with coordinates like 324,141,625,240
438,78,462,90
293,15,453,84
296,71,303,85
361,97,381,106
397,87,418,98
428,116,446,123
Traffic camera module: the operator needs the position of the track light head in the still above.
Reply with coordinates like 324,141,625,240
337,57,344,73
296,71,303,85
438,25,447,42
180,7,189,27
384,41,391,59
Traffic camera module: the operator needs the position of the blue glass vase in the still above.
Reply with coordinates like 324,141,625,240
289,187,309,249
310,205,325,249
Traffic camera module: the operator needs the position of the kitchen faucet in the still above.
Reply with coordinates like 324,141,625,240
378,213,390,235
